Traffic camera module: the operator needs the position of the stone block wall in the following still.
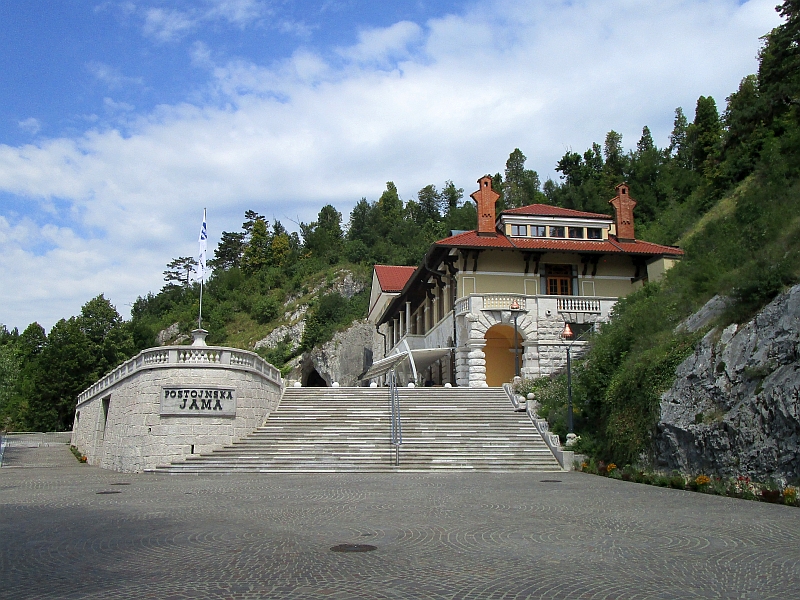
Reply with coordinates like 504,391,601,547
71,364,282,473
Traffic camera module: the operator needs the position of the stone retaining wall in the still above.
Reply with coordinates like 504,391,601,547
71,344,283,473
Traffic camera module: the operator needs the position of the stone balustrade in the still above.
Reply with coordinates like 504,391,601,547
557,296,602,313
77,345,282,406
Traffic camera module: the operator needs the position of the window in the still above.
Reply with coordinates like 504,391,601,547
568,227,584,239
511,224,527,236
549,226,565,238
587,227,602,239
531,225,546,237
546,264,572,295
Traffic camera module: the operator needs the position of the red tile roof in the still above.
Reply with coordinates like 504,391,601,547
435,230,514,248
502,204,612,220
435,230,683,257
374,265,416,292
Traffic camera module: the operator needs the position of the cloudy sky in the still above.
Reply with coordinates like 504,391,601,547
0,0,782,331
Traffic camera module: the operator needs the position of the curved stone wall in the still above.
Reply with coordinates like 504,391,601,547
71,345,283,473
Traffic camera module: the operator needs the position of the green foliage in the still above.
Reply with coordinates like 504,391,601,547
568,2,800,466
251,295,281,325
1,296,133,431
301,290,369,351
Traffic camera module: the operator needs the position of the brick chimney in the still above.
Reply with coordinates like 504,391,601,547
609,183,637,242
471,175,499,236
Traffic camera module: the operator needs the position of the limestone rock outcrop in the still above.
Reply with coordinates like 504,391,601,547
157,322,189,346
291,320,375,387
655,285,800,481
253,321,305,353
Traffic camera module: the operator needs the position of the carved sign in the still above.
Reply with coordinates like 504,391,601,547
160,387,237,417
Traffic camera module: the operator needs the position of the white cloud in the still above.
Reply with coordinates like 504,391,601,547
143,7,197,42
87,61,144,89
18,118,41,135
140,0,269,42
0,0,784,330
205,0,267,26
338,21,424,66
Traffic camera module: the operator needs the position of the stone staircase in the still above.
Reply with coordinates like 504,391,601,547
152,387,562,473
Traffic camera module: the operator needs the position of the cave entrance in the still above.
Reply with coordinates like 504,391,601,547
304,369,328,387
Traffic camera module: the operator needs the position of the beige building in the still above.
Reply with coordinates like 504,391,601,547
368,177,683,387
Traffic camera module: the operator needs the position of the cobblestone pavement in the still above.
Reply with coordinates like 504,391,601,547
1,446,799,599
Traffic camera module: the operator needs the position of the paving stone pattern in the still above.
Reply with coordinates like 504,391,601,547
2,447,799,599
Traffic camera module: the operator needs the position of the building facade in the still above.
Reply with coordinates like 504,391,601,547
368,177,683,387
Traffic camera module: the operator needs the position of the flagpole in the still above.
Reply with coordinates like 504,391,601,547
198,208,207,331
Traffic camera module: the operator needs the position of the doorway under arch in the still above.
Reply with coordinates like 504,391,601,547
483,324,522,387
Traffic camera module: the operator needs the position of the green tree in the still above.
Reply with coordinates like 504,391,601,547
241,218,271,275
636,126,655,154
757,0,800,124
416,184,442,224
504,148,542,208
690,96,722,171
163,257,198,287
669,107,691,168
603,130,626,180
302,204,344,264
210,231,245,270
79,294,135,377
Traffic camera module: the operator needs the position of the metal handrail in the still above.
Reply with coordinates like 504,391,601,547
387,370,403,466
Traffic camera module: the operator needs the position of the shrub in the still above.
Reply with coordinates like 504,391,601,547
251,296,281,325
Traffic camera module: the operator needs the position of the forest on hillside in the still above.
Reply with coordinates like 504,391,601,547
1,1,798,439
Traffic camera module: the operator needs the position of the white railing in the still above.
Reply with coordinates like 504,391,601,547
455,297,471,315
557,297,601,313
77,346,283,406
482,294,527,310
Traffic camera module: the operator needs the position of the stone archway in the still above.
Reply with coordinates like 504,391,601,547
483,324,522,387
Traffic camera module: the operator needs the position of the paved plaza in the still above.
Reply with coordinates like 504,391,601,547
1,444,799,599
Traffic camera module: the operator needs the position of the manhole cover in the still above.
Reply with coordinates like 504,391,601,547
110,483,130,486
540,479,562,483
330,544,377,553
96,491,121,495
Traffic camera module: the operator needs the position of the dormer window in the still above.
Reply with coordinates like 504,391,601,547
531,225,546,237
549,226,565,238
511,224,527,236
587,227,602,239
568,227,584,239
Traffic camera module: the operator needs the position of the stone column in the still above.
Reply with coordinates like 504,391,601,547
405,302,411,336
521,341,539,379
465,339,488,388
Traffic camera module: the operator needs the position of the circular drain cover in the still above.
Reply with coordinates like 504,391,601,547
330,544,377,553
96,491,121,495
539,480,562,483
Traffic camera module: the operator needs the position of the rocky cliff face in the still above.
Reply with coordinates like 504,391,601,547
290,320,375,387
655,285,800,482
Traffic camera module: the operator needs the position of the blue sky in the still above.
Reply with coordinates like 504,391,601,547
0,0,783,331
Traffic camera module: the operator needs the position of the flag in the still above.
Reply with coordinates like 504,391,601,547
198,208,207,282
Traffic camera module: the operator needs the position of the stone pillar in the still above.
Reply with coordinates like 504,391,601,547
521,341,539,379
465,340,488,388
455,345,470,387
405,302,411,336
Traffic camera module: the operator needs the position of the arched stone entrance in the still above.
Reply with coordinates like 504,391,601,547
483,324,522,387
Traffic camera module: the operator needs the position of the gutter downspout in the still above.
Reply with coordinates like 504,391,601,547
376,324,387,357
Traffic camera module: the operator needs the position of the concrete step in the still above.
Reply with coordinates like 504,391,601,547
153,387,562,474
